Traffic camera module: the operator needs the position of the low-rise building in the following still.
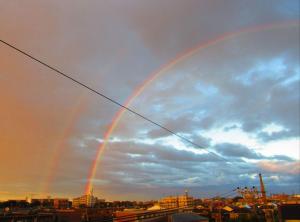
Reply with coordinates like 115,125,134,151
53,198,70,209
31,198,54,208
31,198,70,208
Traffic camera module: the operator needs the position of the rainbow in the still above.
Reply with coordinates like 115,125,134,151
40,47,123,195
41,93,86,195
81,20,298,194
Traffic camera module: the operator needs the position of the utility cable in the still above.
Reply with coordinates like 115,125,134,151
0,39,229,162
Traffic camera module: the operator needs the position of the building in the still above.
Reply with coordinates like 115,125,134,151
159,191,193,209
3,199,29,209
53,198,70,209
170,213,209,222
269,193,289,202
31,198,70,208
73,194,97,208
278,204,300,222
31,198,54,208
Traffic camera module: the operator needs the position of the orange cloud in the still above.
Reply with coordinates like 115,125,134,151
257,160,300,175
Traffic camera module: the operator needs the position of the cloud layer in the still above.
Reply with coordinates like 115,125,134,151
0,0,299,200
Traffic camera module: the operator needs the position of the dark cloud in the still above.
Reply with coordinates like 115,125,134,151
191,135,212,148
257,130,296,142
271,155,294,162
132,23,299,140
223,124,239,131
214,143,263,159
214,143,296,162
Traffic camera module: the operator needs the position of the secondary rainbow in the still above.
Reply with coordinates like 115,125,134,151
83,20,298,194
41,93,86,195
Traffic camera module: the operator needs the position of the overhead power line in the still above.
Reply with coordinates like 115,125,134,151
0,39,228,162
212,189,237,199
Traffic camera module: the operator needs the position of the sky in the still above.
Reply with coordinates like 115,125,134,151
0,0,299,201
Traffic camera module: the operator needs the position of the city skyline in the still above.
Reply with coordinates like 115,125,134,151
0,0,299,201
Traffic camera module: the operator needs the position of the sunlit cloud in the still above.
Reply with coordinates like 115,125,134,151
0,0,299,200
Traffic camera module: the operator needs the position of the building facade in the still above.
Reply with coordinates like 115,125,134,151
73,194,97,208
159,192,193,209
53,198,70,209
31,198,70,208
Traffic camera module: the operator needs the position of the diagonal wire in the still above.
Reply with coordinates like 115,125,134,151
0,39,229,162
212,189,237,199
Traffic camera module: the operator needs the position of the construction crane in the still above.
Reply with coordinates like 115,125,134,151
259,173,267,204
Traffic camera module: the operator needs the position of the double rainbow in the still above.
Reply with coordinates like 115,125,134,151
84,20,298,194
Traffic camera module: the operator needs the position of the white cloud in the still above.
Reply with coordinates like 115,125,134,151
261,123,286,135
202,126,260,150
261,138,300,159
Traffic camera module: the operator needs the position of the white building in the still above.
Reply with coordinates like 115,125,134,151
73,194,97,208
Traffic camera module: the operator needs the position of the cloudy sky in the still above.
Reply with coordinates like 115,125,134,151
0,0,299,201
